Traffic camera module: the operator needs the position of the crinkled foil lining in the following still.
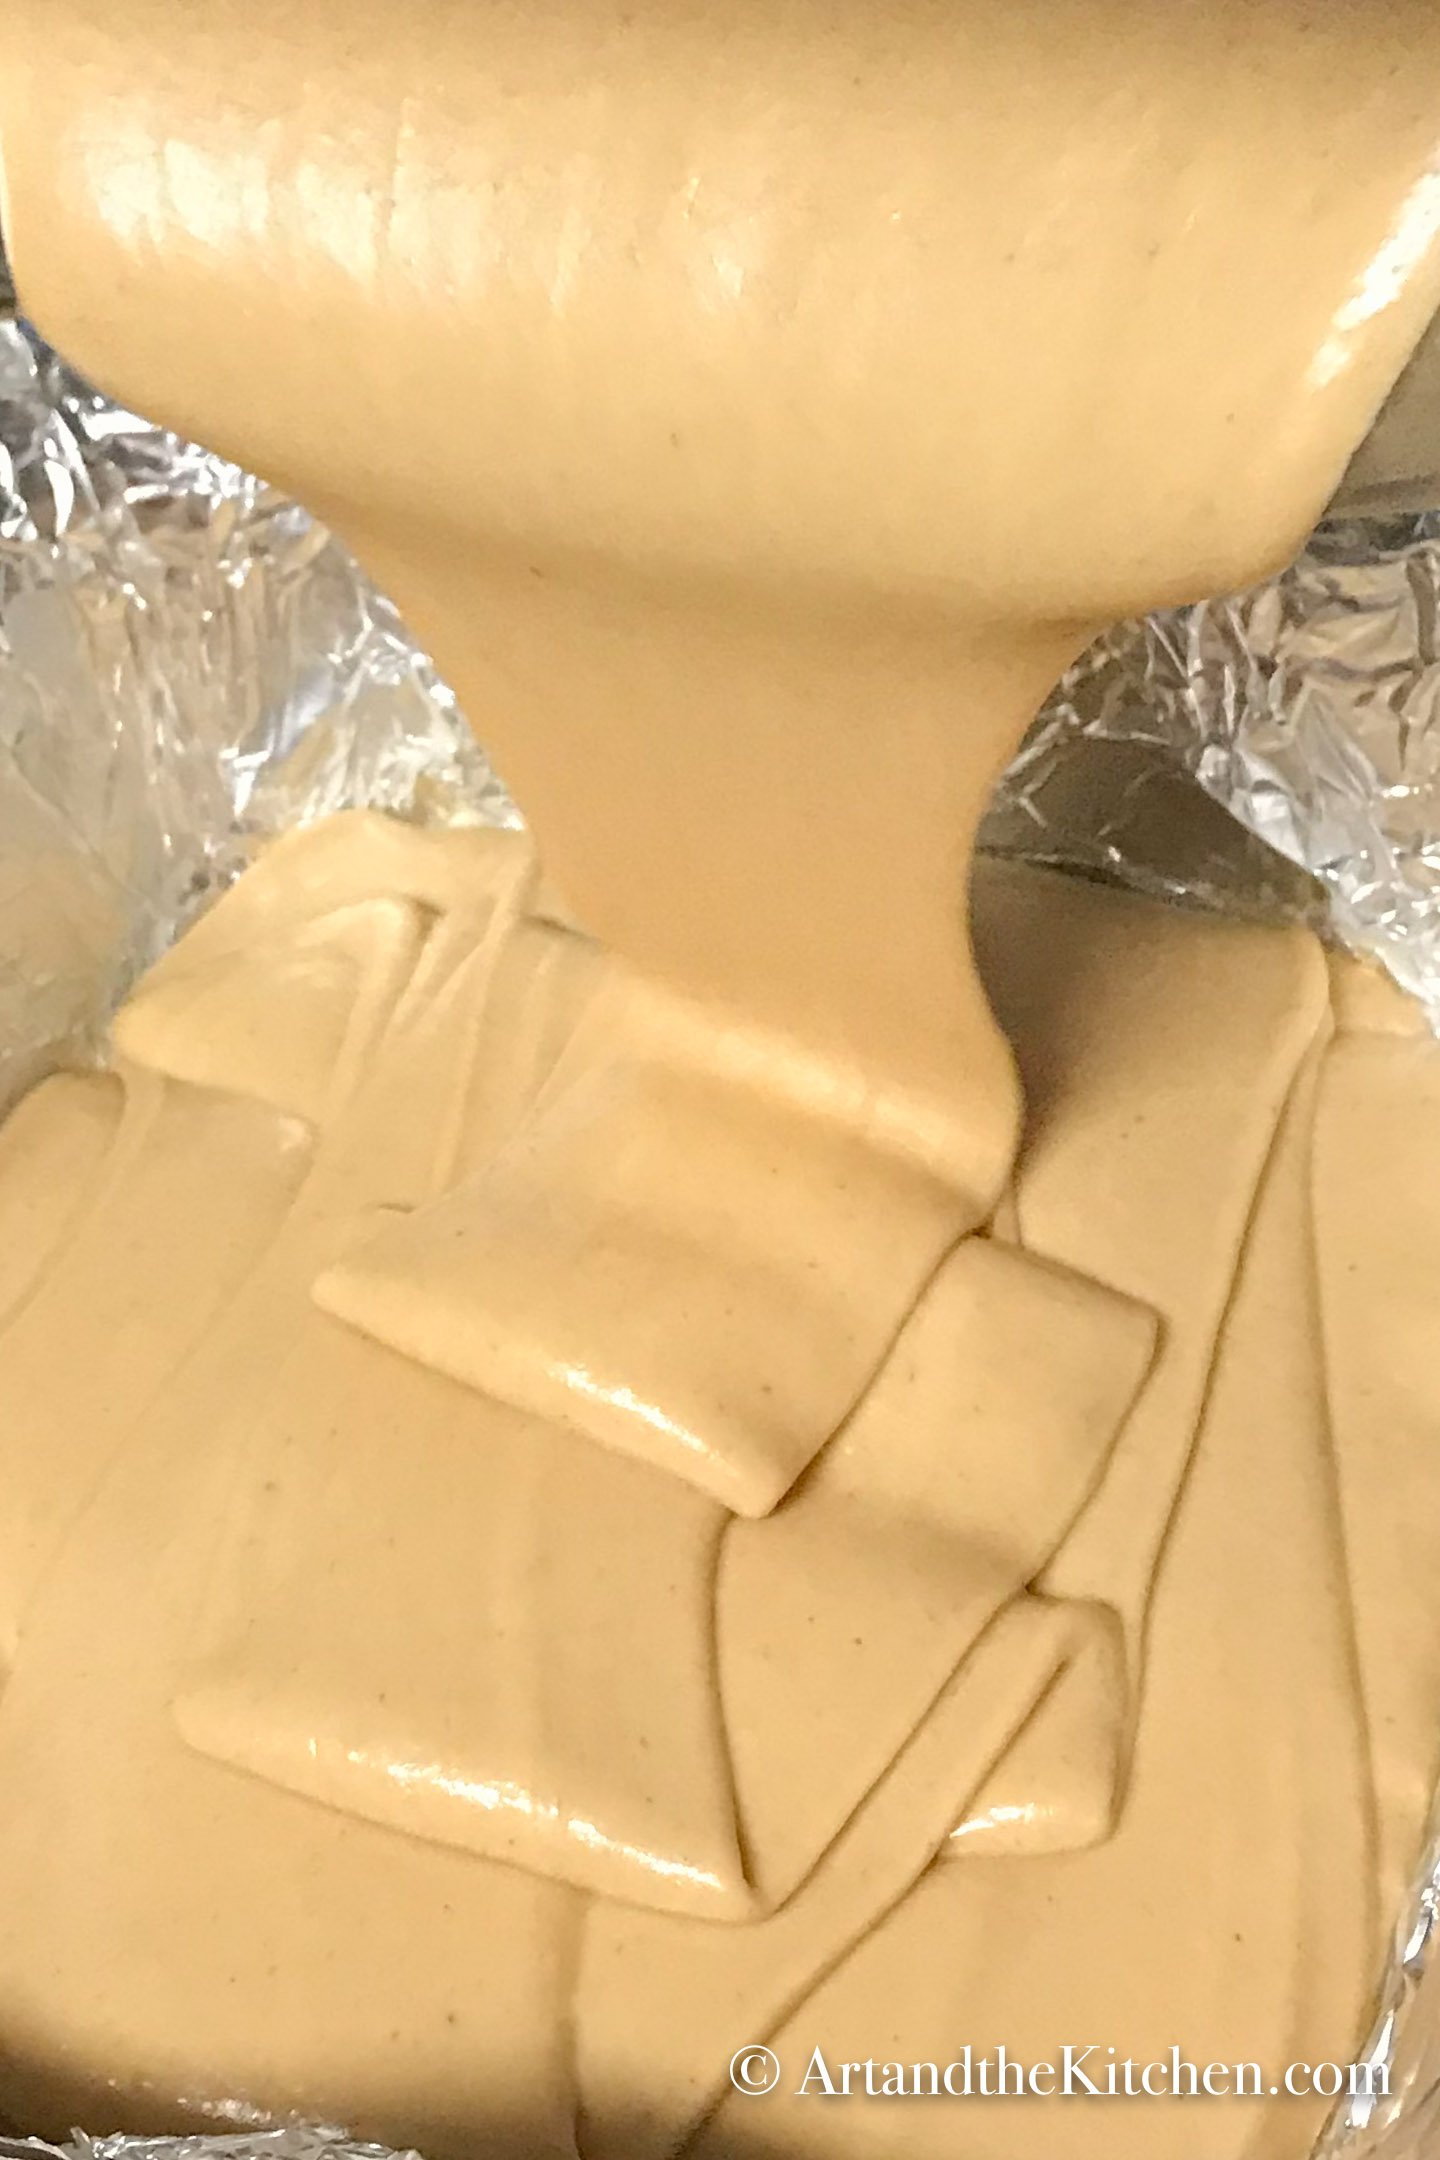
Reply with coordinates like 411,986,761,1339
3,306,1440,2158
0,321,515,1114
987,514,1440,1038
0,2133,418,2160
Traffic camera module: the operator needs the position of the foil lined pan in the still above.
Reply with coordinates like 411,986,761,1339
0,320,514,1113
0,2135,417,2160
2,307,1440,2158
986,514,1440,1035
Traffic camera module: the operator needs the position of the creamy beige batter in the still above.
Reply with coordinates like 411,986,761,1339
2,0,1440,2154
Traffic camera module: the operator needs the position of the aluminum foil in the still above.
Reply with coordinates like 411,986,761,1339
989,515,1440,1032
4,305,1440,2160
0,2135,417,2160
0,319,514,1112
1317,1787,1440,2160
